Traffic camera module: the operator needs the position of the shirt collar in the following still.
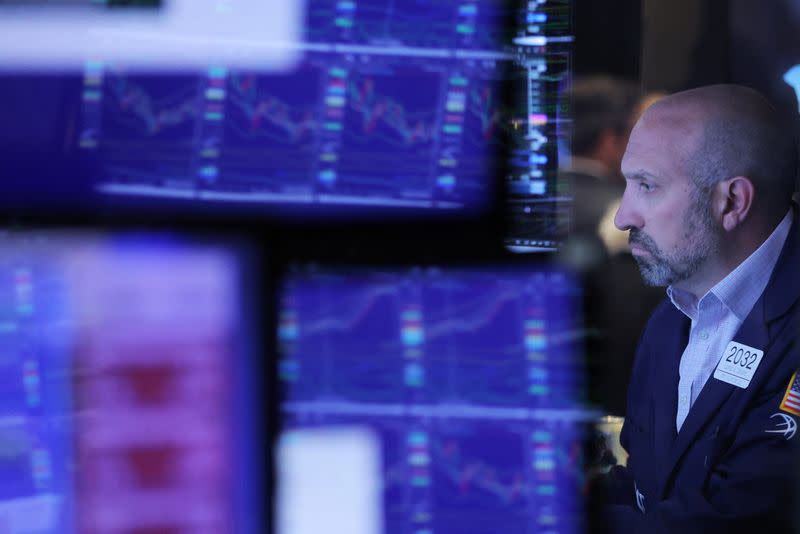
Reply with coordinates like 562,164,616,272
667,284,700,322
668,209,793,321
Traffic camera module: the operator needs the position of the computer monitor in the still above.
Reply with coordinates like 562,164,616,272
505,0,574,251
277,264,590,534
0,231,262,533
66,0,573,235
73,1,517,220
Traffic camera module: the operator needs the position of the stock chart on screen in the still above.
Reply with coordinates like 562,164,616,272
279,266,588,534
76,0,573,240
0,244,73,534
0,233,258,534
506,0,573,250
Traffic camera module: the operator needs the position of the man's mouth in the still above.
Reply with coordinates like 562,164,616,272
628,230,656,258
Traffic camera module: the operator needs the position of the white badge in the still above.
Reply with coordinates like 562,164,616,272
713,341,765,388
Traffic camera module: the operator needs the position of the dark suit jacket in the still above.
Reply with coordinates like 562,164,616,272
605,209,800,533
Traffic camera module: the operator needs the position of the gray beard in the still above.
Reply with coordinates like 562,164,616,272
629,199,719,287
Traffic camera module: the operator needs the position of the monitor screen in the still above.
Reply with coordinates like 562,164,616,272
277,265,588,534
75,1,521,219
1,1,574,250
0,231,260,534
67,0,573,232
505,0,573,251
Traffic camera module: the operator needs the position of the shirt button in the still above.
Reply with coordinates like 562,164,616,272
680,395,688,403
699,332,709,340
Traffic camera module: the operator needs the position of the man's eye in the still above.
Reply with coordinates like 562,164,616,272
638,182,653,192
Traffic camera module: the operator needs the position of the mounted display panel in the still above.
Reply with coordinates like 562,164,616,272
1,1,574,250
276,263,592,534
0,230,263,534
69,0,523,221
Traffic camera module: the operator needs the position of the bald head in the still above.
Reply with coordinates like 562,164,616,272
617,85,797,294
636,84,798,215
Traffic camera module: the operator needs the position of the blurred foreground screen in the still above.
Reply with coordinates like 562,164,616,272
0,0,304,71
276,427,383,534
69,1,523,220
1,1,573,247
0,232,259,533
278,266,589,534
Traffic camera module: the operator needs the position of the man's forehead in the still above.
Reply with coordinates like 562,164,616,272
623,125,694,161
622,106,703,173
636,102,706,139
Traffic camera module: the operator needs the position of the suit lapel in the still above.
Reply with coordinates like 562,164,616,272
658,207,800,495
660,301,770,496
652,310,686,496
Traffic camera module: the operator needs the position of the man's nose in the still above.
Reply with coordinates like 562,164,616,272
614,195,644,231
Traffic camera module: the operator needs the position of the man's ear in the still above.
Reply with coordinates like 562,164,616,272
717,176,754,232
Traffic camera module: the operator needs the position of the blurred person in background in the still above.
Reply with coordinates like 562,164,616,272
559,76,666,416
588,90,667,417
562,75,641,267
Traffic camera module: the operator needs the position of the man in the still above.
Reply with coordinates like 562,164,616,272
604,84,800,532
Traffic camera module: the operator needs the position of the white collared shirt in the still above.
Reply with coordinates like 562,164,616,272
668,210,793,431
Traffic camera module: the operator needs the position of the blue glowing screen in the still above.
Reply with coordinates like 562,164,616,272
279,266,587,534
75,0,527,216
0,233,257,534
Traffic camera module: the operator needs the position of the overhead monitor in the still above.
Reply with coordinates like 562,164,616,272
72,0,522,219
0,0,574,249
505,0,573,251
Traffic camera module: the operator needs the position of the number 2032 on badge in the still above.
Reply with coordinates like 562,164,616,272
714,341,764,388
